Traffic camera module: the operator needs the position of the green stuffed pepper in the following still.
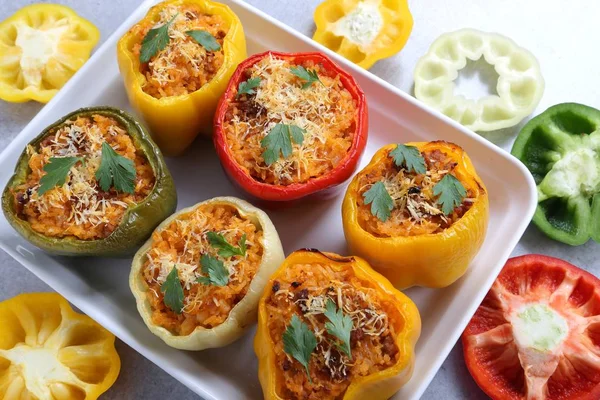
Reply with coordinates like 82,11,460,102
512,103,600,246
2,106,177,256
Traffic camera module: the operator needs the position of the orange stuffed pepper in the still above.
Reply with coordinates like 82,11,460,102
117,0,246,156
342,141,489,289
254,249,420,400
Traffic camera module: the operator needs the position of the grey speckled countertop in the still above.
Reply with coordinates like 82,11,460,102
1,0,599,399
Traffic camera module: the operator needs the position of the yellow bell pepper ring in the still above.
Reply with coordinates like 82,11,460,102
0,293,120,399
342,141,489,289
117,0,247,156
313,0,413,69
414,29,545,132
0,4,100,103
254,249,421,400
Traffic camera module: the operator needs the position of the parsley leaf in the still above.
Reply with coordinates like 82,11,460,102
290,66,322,89
433,174,467,215
207,232,246,258
185,30,221,51
260,123,305,165
95,142,136,193
140,14,177,63
161,267,184,314
237,77,261,97
197,254,229,286
239,235,247,256
283,314,317,382
38,157,83,196
363,181,394,222
390,144,426,174
324,299,353,359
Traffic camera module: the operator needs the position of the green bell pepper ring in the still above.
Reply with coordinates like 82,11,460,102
511,103,600,246
2,106,177,257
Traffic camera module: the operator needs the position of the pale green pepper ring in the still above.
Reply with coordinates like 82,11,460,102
414,29,545,132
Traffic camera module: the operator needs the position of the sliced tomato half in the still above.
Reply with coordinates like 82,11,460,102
462,254,600,400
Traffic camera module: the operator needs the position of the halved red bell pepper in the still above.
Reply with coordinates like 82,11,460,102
213,51,368,201
462,254,600,400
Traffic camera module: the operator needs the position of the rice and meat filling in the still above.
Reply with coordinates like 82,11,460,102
357,148,475,237
13,115,154,240
267,262,401,400
132,4,228,98
142,204,264,335
223,56,358,185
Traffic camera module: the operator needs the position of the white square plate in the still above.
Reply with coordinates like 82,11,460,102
0,0,537,398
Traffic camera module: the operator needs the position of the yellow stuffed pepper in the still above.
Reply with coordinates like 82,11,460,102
0,293,120,399
342,141,489,289
313,0,413,69
117,0,246,156
255,249,420,400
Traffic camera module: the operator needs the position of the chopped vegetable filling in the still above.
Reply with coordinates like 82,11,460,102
356,147,474,236
13,115,154,240
223,55,357,185
266,262,401,399
132,4,228,98
142,203,263,335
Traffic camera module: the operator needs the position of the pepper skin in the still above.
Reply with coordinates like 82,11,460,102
0,4,100,103
254,249,420,400
2,106,177,257
0,293,120,399
511,103,600,246
117,0,247,156
130,196,285,350
313,0,413,69
213,51,368,201
342,141,489,289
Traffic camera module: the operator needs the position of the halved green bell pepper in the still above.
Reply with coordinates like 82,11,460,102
512,103,600,246
2,106,177,256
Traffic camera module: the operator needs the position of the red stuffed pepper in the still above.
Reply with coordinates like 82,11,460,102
213,51,368,201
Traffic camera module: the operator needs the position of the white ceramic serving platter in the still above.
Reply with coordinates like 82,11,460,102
0,0,537,398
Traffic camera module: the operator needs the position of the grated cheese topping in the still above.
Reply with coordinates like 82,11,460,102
133,4,228,98
14,115,154,240
357,148,475,237
267,261,400,399
224,55,358,185
142,203,264,335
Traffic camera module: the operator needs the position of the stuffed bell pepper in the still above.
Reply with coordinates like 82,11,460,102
2,107,177,257
213,51,368,201
117,0,247,156
512,103,600,246
342,141,489,289
255,249,420,400
0,293,120,399
463,255,600,400
130,196,285,350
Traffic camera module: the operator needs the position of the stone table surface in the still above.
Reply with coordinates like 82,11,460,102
1,0,599,399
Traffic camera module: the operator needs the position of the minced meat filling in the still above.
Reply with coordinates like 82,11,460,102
142,204,263,335
132,4,228,98
357,148,475,237
13,115,154,240
266,262,401,400
223,55,357,186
